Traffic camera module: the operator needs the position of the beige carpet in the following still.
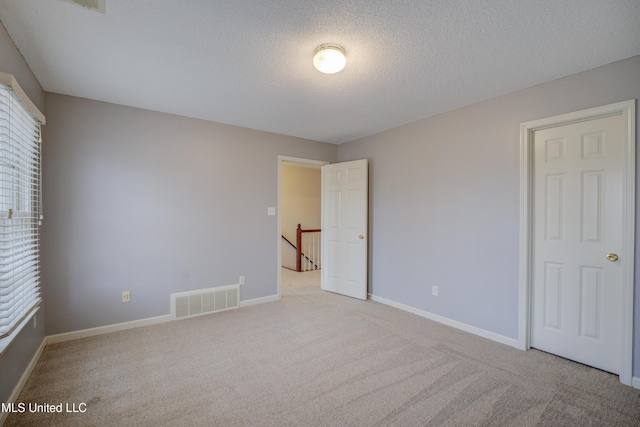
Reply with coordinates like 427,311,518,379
5,269,640,426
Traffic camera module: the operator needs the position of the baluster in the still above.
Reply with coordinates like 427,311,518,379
312,233,316,270
308,235,311,271
304,232,308,272
303,234,307,271
319,231,322,269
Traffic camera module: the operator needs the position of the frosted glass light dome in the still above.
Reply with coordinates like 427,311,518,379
313,44,346,74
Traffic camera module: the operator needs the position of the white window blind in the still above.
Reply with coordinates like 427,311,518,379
0,74,44,341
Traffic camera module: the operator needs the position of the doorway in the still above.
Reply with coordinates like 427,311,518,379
518,100,636,385
277,156,328,297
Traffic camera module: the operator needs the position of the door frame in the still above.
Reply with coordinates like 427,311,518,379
277,156,329,298
518,100,636,385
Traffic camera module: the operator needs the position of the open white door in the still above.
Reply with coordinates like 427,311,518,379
321,159,368,300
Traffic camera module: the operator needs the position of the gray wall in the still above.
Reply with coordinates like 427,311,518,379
0,22,46,403
338,55,640,376
42,93,337,335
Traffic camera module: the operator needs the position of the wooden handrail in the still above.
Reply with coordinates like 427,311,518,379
296,224,321,272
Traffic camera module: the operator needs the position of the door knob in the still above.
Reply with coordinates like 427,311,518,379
359,234,366,239
606,253,619,262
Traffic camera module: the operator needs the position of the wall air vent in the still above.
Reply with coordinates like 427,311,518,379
170,285,240,320
63,0,106,13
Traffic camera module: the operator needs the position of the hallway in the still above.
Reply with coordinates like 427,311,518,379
281,268,320,296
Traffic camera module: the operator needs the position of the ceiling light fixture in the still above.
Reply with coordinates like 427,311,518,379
313,44,346,74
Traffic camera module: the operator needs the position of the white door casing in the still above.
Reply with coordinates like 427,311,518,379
519,100,635,385
322,159,368,300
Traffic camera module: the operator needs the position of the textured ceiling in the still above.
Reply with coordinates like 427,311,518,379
0,1,639,144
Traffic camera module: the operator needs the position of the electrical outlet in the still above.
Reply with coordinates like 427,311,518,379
122,291,131,303
239,276,245,285
432,286,438,297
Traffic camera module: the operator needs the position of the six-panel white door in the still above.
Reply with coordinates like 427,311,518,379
321,159,368,300
531,114,624,374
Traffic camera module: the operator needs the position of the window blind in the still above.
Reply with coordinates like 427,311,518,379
0,77,43,340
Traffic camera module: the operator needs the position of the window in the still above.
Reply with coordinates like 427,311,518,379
0,72,45,352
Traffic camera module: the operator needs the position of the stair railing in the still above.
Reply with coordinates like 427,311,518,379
296,224,321,272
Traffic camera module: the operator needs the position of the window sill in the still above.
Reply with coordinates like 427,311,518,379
0,308,39,356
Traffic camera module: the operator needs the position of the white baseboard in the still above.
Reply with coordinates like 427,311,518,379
1,338,47,426
240,294,280,307
632,376,640,389
47,293,280,344
47,314,173,344
370,294,520,349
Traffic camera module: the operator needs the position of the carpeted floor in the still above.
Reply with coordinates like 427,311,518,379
5,269,640,426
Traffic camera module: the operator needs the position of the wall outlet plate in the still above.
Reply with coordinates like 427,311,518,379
122,291,131,303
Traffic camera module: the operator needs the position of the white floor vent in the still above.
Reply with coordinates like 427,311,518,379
171,285,240,320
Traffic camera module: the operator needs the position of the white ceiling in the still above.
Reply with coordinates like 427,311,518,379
0,1,639,144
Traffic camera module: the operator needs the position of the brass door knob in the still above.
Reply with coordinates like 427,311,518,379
606,253,619,262
359,234,366,239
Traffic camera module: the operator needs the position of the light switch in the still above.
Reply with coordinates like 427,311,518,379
267,207,276,216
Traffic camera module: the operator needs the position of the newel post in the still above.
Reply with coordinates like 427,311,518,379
296,224,302,272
